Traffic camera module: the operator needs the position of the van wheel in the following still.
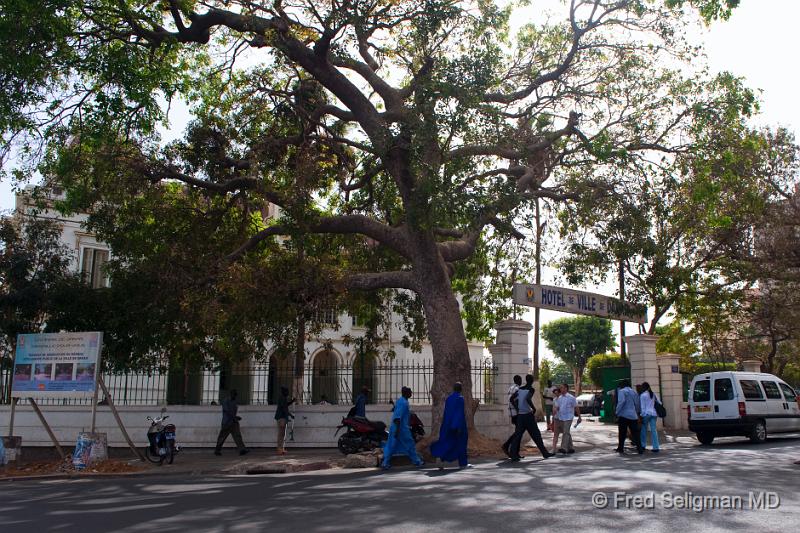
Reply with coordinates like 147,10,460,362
696,432,715,445
749,420,767,444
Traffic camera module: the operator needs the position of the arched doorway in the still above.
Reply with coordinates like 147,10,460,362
267,354,293,405
312,350,339,404
352,352,377,404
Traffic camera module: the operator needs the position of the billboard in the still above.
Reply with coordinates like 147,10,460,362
512,284,648,324
11,332,103,398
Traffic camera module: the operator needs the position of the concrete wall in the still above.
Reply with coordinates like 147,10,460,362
0,403,509,449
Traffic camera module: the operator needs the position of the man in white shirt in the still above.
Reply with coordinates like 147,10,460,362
554,383,581,455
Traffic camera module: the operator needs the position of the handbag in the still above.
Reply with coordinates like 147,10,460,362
654,396,667,418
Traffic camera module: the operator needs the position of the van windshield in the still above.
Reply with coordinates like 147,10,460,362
693,380,710,402
779,383,796,402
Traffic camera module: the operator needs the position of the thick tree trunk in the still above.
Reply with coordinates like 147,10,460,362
409,237,475,439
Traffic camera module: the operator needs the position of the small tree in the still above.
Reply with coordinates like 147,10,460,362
541,316,615,393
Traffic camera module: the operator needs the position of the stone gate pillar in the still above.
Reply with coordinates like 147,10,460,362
489,320,532,407
656,352,685,429
625,334,659,393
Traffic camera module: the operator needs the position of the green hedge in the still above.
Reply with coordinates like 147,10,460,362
587,353,625,387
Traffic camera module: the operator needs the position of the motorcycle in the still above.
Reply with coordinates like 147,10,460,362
335,409,425,455
145,407,179,465
335,415,387,455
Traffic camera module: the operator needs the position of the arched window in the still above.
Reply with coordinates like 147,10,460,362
312,350,338,404
267,354,292,405
352,352,377,404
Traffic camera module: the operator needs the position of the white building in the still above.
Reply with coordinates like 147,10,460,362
11,187,490,406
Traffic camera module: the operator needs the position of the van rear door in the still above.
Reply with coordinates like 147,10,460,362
691,376,713,421
712,375,738,421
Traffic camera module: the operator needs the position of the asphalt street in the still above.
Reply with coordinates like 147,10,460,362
3,433,799,533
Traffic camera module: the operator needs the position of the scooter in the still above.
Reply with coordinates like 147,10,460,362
145,407,179,465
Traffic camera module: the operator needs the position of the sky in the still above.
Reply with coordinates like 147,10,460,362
1,0,798,360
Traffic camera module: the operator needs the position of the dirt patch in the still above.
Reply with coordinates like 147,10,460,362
416,431,507,461
1,458,146,478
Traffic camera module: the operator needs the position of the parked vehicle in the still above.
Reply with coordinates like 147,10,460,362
335,416,388,454
145,407,179,465
688,371,800,445
335,412,425,455
575,393,596,414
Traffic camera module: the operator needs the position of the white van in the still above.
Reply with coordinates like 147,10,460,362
688,371,800,445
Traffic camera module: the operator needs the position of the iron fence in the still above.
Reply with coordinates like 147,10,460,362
0,360,498,407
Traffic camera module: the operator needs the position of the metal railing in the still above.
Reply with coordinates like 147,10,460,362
0,360,498,407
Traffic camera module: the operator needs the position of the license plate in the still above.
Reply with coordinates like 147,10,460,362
694,406,711,413
166,432,175,439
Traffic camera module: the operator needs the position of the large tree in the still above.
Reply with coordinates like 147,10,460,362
1,0,748,431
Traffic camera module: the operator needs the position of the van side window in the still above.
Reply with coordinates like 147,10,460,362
713,378,734,401
693,380,710,402
779,383,797,402
760,381,782,400
740,380,764,400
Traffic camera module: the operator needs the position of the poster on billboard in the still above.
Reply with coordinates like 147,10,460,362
11,332,103,399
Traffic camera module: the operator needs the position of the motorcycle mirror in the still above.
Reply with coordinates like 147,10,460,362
160,407,167,414
146,416,152,421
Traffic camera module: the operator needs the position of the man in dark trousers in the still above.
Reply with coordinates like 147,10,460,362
214,389,249,456
615,379,643,454
508,374,555,461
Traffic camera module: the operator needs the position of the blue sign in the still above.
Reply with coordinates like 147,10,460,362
12,332,103,399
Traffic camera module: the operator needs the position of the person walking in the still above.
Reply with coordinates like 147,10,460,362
551,386,562,451
639,381,660,453
501,375,522,457
430,382,470,469
554,383,581,455
275,386,295,455
615,380,642,455
214,389,250,456
508,375,555,461
543,380,556,431
353,385,370,417
382,387,424,470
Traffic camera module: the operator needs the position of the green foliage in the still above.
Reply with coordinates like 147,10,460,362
548,361,574,386
655,320,699,357
0,0,760,383
0,215,80,358
538,359,552,390
586,352,626,387
541,316,615,391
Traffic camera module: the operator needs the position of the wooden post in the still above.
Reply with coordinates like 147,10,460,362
28,398,66,460
98,376,145,461
90,379,99,433
8,396,18,436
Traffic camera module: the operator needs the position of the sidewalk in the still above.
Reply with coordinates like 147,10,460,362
1,447,347,481
2,420,698,481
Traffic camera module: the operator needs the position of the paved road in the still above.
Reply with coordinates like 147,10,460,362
3,433,799,532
